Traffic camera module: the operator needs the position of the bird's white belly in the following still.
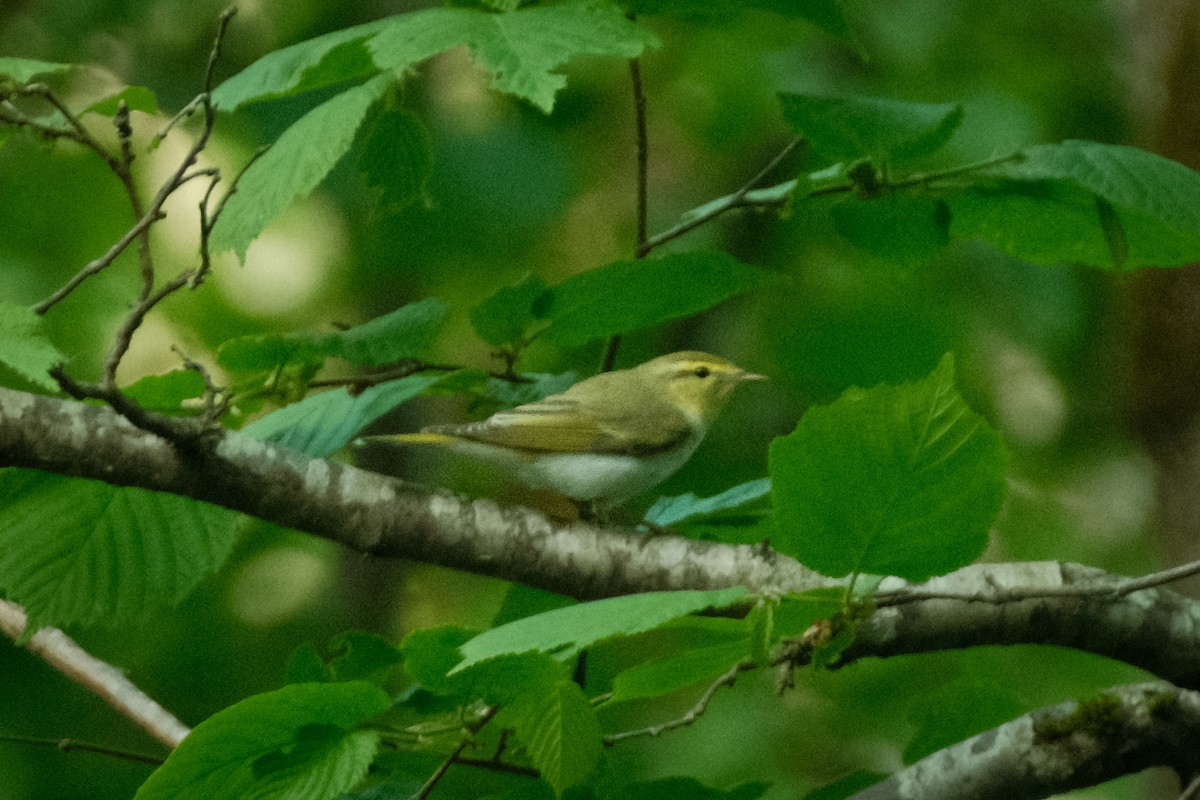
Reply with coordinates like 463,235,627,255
517,438,702,502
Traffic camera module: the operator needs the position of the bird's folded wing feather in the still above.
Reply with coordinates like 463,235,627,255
425,395,690,455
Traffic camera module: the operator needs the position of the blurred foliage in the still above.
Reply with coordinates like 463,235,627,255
0,0,1181,798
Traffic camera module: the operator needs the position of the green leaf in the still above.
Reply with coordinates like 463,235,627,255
243,373,444,457
0,470,240,630
612,778,769,800
951,141,1200,269
121,370,206,413
454,651,569,706
502,678,602,795
470,273,551,347
454,587,747,672
358,99,430,212
135,681,389,800
832,193,950,268
607,639,750,704
82,85,159,116
539,253,771,348
400,625,478,694
218,299,448,371
779,93,963,164
210,72,394,259
322,631,403,684
493,583,576,627
0,302,65,391
0,57,73,83
644,478,772,528
367,2,659,113
212,20,391,110
769,355,1007,581
902,680,1025,764
287,643,332,684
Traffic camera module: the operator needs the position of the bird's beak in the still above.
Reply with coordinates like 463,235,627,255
738,370,768,382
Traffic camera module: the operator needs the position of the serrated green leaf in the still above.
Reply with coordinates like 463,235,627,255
769,355,1007,581
210,72,394,259
612,778,769,800
0,57,73,83
832,193,949,268
212,21,390,110
504,679,601,795
952,140,1200,269
779,93,963,164
82,85,159,116
470,273,551,347
367,2,659,113
121,370,206,413
607,639,749,704
454,587,747,672
644,478,771,528
400,625,478,694
539,253,771,348
243,373,444,457
135,682,389,800
218,299,447,371
0,470,240,630
358,99,430,212
453,651,569,706
0,302,64,391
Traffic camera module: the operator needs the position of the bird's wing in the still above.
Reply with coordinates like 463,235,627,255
427,391,691,455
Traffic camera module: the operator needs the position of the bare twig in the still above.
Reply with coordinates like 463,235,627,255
641,136,804,255
604,660,752,744
417,705,500,800
0,600,190,749
0,735,164,766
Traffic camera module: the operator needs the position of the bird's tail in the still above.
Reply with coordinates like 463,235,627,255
354,432,458,447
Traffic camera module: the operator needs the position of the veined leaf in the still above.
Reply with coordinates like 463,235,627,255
779,92,963,164
0,470,240,630
0,302,64,391
470,273,550,347
539,253,772,348
134,681,389,800
454,587,747,671
121,370,206,413
243,373,445,457
214,2,657,114
502,678,602,795
769,355,1006,581
607,639,750,704
209,72,394,259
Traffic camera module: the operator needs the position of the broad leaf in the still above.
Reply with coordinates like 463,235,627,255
902,680,1026,764
215,3,657,114
400,625,478,695
82,85,159,116
607,639,750,704
210,72,394,259
769,355,1006,581
121,370,206,413
470,273,550,347
832,193,949,268
0,470,240,629
135,681,389,800
243,373,444,457
0,57,73,83
539,253,771,348
0,302,64,391
502,678,602,795
644,478,772,528
952,141,1200,269
454,587,747,671
218,299,447,371
358,99,430,212
779,93,963,164
367,2,659,113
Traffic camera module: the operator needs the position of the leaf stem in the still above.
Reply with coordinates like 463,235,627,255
0,734,164,765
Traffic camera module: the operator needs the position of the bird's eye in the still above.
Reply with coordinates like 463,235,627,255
693,366,711,379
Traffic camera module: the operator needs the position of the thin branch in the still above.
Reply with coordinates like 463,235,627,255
0,600,190,749
604,660,752,744
641,136,804,255
417,705,500,800
0,735,164,766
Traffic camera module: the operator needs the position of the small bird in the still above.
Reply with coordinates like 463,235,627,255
366,351,765,515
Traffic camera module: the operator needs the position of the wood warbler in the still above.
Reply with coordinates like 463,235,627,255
367,351,765,511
